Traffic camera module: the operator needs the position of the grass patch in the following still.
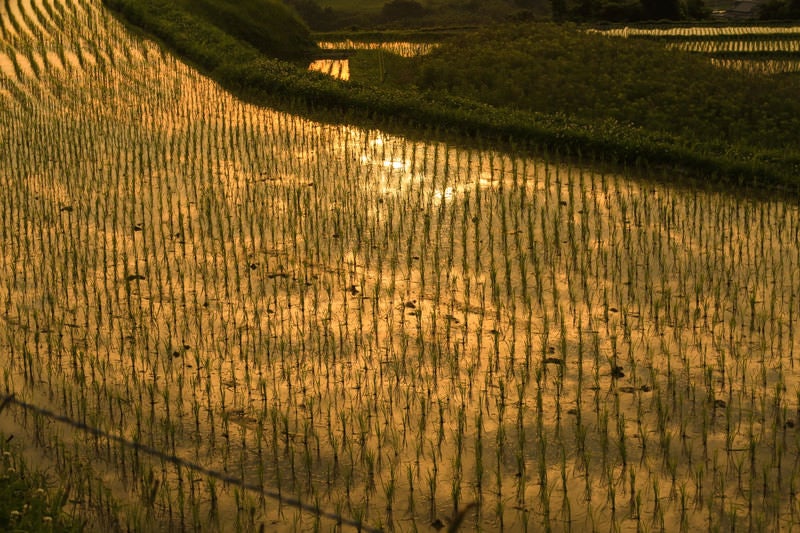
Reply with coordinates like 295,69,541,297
0,446,79,532
0,398,79,532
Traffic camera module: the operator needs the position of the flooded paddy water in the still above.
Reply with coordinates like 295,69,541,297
309,42,436,80
3,0,800,531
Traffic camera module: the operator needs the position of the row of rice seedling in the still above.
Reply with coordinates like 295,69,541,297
595,25,800,38
3,0,800,531
316,40,438,58
669,38,800,54
710,57,800,73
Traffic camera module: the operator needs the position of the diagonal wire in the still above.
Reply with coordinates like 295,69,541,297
0,393,382,532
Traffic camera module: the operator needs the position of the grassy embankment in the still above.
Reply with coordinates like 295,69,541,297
103,0,800,191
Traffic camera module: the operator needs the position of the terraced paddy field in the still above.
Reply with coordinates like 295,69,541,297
594,25,800,73
3,1,800,531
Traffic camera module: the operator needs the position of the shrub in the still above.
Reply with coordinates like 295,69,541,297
284,0,342,31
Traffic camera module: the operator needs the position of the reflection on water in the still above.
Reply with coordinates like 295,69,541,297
594,25,800,37
309,41,438,79
308,58,349,80
317,40,438,58
711,57,800,74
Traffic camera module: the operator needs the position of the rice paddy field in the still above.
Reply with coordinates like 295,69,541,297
4,0,800,531
593,25,800,74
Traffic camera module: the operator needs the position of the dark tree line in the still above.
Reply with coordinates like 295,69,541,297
759,0,800,19
284,0,800,30
552,0,709,21
286,0,709,31
284,0,429,30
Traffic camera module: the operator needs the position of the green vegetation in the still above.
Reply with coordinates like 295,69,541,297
0,403,80,533
0,448,77,532
178,0,316,60
106,0,316,62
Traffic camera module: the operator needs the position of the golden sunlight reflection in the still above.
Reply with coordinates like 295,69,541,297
432,186,454,202
317,40,438,58
308,58,349,80
382,158,406,170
